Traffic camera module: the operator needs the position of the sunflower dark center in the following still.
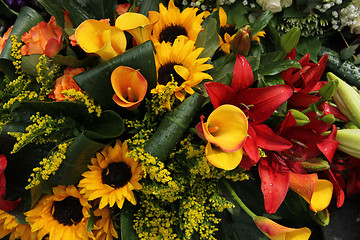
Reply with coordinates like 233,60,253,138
159,24,188,44
51,196,83,226
219,25,237,40
102,162,132,188
158,62,185,86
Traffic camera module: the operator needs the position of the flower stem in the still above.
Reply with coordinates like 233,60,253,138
222,178,257,219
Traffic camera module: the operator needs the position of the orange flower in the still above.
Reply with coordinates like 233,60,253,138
111,66,147,110
289,172,333,212
49,67,84,101
0,26,13,55
116,3,131,16
254,216,311,240
20,16,63,57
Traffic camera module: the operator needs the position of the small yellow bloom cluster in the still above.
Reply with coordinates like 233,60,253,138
133,196,179,240
36,54,61,99
150,78,178,114
62,89,102,117
8,112,67,153
26,140,72,189
2,90,38,109
209,192,235,212
10,35,23,73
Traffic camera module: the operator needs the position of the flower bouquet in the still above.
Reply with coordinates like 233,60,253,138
0,0,360,239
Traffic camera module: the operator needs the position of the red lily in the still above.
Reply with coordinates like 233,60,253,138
205,55,294,167
259,111,338,213
0,155,21,211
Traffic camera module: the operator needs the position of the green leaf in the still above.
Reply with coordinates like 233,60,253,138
224,2,249,27
61,0,117,27
120,202,140,240
0,7,43,79
259,59,301,76
250,11,273,36
36,0,65,28
0,0,18,17
295,36,321,62
209,53,236,84
354,54,360,65
195,18,219,59
138,0,159,16
74,40,156,109
144,93,205,161
87,208,95,233
340,44,360,60
52,54,99,68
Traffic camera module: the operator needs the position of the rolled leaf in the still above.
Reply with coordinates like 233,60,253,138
195,18,219,58
144,93,205,161
36,0,65,28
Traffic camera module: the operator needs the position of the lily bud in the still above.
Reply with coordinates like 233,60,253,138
319,79,339,100
290,109,310,126
280,27,301,54
336,129,360,158
301,158,330,172
310,208,330,226
343,121,359,129
230,25,252,56
321,114,335,124
330,72,360,128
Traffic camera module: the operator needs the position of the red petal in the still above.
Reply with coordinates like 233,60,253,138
300,54,328,94
323,170,345,208
237,85,293,124
0,155,21,211
243,126,260,163
205,82,236,108
252,124,292,151
231,54,254,91
259,157,290,214
316,125,338,162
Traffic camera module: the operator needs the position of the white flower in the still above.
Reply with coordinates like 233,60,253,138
257,0,282,12
281,0,292,8
350,16,360,34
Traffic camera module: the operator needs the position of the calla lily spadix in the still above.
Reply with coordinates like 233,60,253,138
115,12,159,46
111,66,148,110
75,19,127,61
200,104,248,170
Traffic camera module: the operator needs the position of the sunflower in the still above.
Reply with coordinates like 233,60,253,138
218,7,238,54
151,0,205,46
151,36,213,105
25,185,92,240
78,139,143,210
0,210,37,240
91,202,118,240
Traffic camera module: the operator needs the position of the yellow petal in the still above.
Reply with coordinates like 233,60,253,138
202,104,248,152
205,142,243,170
219,7,227,27
310,179,333,212
174,65,190,80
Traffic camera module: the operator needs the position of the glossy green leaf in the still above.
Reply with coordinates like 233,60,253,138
340,44,359,60
295,36,321,62
259,59,301,76
74,40,156,109
61,0,117,27
0,7,43,79
144,93,205,161
209,53,236,84
225,2,249,27
250,11,273,36
196,18,219,59
120,202,140,240
138,0,159,16
36,0,65,28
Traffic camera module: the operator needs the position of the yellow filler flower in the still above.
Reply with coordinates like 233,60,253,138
75,19,127,61
201,104,248,170
152,36,213,103
78,140,143,209
25,185,92,240
111,66,148,110
151,0,205,46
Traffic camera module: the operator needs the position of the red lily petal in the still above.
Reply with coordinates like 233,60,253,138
237,85,293,124
243,126,260,163
316,125,338,162
259,157,290,214
239,155,256,170
323,170,345,208
231,54,254,92
277,110,297,135
300,54,328,94
252,124,292,151
205,82,237,108
279,48,297,82
320,102,348,122
0,155,21,211
347,167,360,197
288,92,320,109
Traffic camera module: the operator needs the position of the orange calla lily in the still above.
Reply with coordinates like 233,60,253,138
111,66,148,110
201,104,248,152
205,142,244,170
115,12,159,46
289,172,333,212
75,19,126,61
254,216,311,240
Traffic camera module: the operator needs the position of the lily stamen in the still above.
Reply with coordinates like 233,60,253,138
207,125,219,134
291,139,308,148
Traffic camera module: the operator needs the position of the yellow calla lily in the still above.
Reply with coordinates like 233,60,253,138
289,172,333,212
254,216,311,240
115,12,159,46
205,142,243,170
75,19,126,61
111,66,148,110
201,104,248,152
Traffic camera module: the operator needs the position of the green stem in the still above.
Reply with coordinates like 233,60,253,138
301,97,325,114
222,179,257,219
